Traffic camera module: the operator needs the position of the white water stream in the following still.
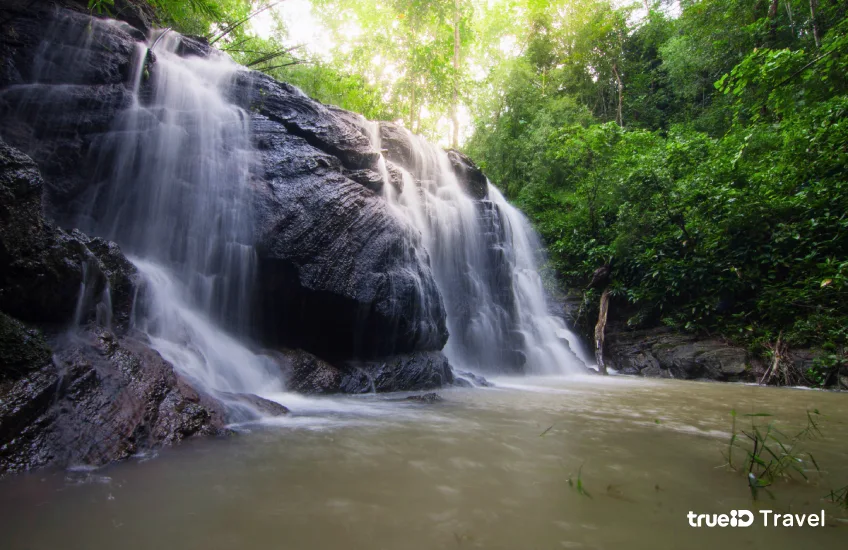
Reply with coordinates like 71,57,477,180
79,28,282,406
364,123,592,374
30,18,590,413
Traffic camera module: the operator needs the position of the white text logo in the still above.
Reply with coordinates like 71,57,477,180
687,510,824,527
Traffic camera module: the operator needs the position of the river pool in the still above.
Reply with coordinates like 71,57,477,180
1,376,846,549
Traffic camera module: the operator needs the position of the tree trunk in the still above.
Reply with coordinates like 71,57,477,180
809,0,821,47
409,79,416,132
643,0,650,13
612,62,624,127
768,0,779,40
594,288,611,375
451,0,461,148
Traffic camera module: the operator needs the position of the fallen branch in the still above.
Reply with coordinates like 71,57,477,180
149,27,172,51
245,44,305,68
594,288,611,375
760,332,792,385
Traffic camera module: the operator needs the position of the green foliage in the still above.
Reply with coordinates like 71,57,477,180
466,0,848,352
308,0,472,139
806,348,848,386
120,0,400,120
88,0,114,15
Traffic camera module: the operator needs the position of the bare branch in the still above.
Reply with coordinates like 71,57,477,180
209,1,284,45
260,60,313,72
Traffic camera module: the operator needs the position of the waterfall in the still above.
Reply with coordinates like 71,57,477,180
109,31,281,400
363,123,592,374
33,19,282,404
92,31,257,330
9,12,587,411
489,187,595,371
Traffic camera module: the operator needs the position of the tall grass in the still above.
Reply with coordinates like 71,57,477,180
723,409,823,500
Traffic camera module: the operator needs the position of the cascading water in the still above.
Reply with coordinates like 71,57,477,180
27,17,282,406
109,31,282,401
489,187,595,370
364,123,592,374
91,31,257,330
11,11,588,414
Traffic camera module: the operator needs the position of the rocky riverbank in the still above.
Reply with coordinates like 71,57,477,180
558,292,848,389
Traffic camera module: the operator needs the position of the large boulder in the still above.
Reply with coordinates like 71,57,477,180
272,348,345,394
247,111,448,360
340,351,454,393
272,347,454,394
604,328,751,381
0,325,228,475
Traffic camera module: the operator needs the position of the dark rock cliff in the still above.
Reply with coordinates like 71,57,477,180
0,1,488,475
0,3,458,363
0,138,229,475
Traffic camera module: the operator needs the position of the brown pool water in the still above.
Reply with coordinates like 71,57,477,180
1,376,846,549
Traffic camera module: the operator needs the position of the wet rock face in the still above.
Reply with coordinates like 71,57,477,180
0,6,138,223
237,72,380,171
0,138,81,323
271,348,453,394
0,139,137,330
0,326,228,475
446,149,488,200
235,75,450,359
250,115,448,360
605,328,751,381
378,122,418,168
340,351,454,393
0,141,226,476
377,122,489,200
272,348,344,394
